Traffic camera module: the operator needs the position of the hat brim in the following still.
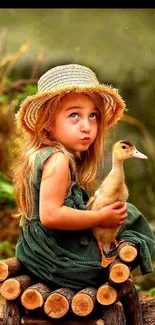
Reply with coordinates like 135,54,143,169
16,84,126,133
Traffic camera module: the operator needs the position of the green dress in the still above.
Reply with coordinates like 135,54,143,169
16,147,155,290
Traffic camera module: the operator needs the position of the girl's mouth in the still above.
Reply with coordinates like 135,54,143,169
80,137,90,143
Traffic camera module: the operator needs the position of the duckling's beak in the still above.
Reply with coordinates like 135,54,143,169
132,148,148,159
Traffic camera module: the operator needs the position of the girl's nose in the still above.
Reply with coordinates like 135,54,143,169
80,119,91,133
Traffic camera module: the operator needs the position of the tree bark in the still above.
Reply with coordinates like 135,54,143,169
118,278,143,325
101,301,126,325
20,317,105,325
2,300,21,325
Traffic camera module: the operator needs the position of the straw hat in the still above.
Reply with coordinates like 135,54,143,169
16,64,126,133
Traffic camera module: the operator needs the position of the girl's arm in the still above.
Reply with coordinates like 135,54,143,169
40,152,127,230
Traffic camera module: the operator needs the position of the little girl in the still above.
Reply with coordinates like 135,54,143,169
13,64,155,290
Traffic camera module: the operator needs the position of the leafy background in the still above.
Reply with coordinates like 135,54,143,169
0,8,155,293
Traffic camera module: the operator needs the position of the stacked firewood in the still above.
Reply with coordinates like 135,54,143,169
0,242,155,325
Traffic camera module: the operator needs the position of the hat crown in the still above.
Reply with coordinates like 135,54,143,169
38,64,99,93
17,63,125,133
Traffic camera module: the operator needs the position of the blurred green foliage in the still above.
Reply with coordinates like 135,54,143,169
0,172,16,208
0,240,15,259
147,287,155,296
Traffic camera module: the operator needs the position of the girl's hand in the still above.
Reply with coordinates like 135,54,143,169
98,201,127,228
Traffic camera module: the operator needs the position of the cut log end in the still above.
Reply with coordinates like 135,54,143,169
0,262,8,282
109,262,130,284
96,283,117,306
71,293,94,317
44,293,69,319
0,257,22,282
96,320,105,325
0,278,20,300
119,245,138,263
21,289,44,310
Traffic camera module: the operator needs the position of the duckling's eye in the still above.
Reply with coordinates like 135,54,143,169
122,145,126,149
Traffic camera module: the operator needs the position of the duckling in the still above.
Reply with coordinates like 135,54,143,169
87,140,148,267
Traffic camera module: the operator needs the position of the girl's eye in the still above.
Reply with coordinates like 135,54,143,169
89,112,97,119
69,112,78,119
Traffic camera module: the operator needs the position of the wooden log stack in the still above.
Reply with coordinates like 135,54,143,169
0,243,155,325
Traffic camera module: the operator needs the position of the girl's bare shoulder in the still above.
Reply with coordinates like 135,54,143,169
42,151,70,177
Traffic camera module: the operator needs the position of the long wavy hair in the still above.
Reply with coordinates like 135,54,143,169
11,90,108,224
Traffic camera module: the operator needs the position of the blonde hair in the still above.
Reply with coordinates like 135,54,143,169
12,90,107,224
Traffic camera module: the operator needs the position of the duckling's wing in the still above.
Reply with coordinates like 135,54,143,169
95,189,100,197
91,193,107,210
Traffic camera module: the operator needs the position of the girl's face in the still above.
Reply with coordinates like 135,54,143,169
52,93,99,153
